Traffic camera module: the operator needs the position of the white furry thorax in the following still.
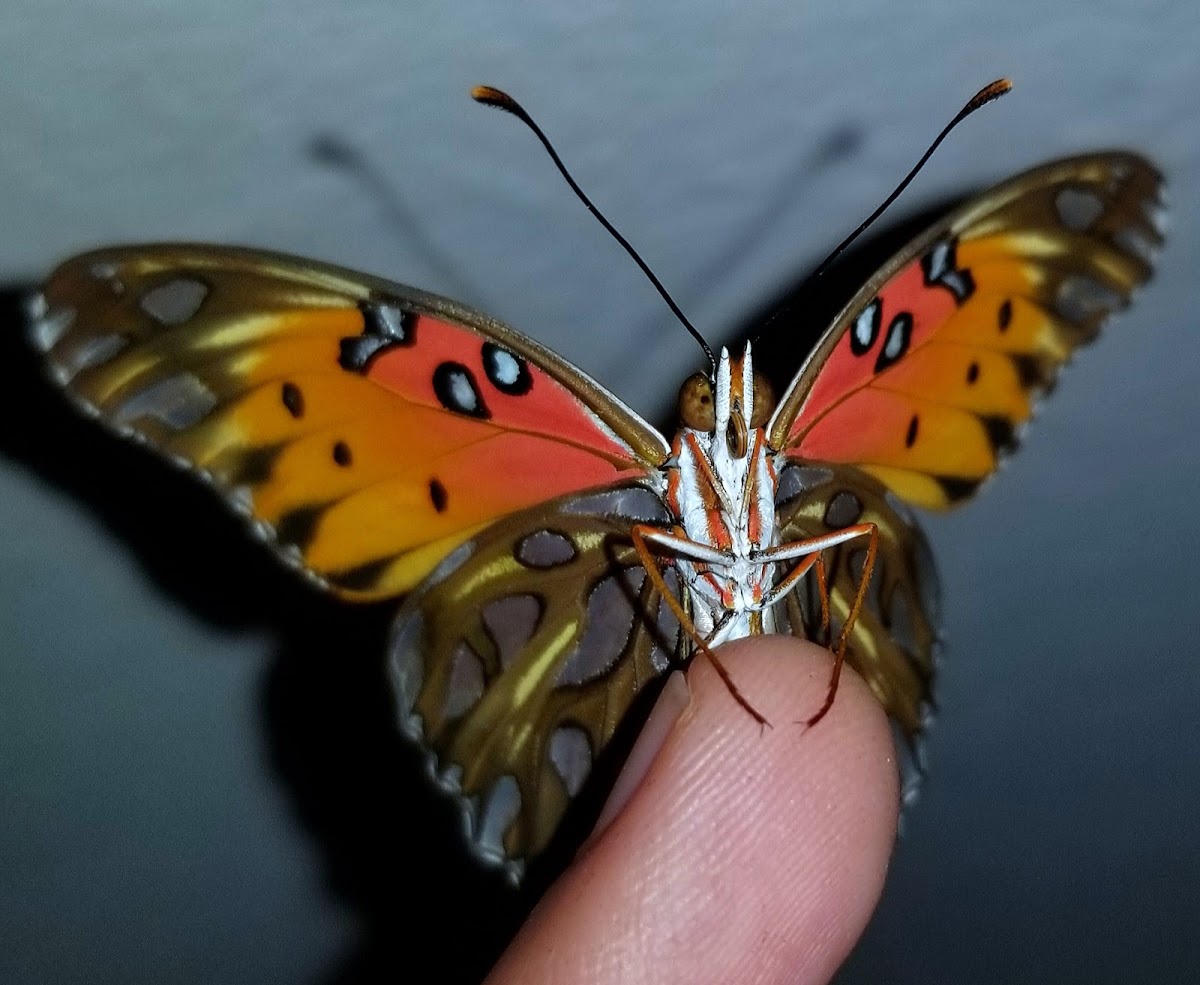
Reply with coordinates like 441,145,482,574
666,344,780,644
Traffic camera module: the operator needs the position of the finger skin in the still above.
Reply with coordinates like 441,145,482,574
486,636,900,985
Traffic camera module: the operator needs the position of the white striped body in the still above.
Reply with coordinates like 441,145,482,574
665,346,781,645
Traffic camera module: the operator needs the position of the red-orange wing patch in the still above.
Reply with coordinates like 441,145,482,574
769,153,1163,509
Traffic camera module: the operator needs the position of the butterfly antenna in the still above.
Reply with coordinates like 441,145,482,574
472,85,716,370
755,78,1011,341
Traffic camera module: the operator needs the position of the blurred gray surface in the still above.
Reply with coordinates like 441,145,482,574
2,1,1198,982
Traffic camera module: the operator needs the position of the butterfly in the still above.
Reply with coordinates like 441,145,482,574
26,82,1164,885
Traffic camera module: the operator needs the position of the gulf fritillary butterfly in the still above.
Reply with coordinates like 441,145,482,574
26,81,1163,885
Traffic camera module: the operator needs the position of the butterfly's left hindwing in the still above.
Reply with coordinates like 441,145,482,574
31,246,669,600
389,485,682,882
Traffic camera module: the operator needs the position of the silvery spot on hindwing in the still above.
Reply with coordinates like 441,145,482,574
774,463,940,742
385,485,679,881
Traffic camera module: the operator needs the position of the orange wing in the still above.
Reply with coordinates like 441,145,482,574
768,153,1164,508
30,245,669,599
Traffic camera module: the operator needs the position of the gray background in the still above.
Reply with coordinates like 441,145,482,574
1,1,1198,982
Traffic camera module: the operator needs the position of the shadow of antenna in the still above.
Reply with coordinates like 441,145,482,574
622,120,867,355
308,133,484,302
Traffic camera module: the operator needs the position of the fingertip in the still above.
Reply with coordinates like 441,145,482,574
488,637,899,985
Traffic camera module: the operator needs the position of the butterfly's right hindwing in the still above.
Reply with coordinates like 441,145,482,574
775,462,941,741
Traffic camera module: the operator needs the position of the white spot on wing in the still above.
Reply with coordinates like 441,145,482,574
443,642,485,719
491,349,520,385
29,306,74,352
112,373,218,430
448,370,478,413
883,320,905,360
139,279,209,326
549,727,592,796
474,775,521,863
853,304,876,348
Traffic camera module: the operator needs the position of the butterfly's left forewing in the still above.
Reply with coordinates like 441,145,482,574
31,245,670,599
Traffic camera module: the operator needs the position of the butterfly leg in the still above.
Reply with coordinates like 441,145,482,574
762,523,879,726
760,550,830,635
629,524,770,728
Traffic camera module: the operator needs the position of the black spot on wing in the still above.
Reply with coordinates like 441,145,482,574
281,382,304,418
982,416,1017,453
998,298,1013,331
429,478,448,513
332,441,352,467
227,443,285,485
936,476,980,504
275,504,325,551
1012,354,1054,390
905,414,919,448
331,556,396,593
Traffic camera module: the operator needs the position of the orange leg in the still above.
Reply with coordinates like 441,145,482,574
781,523,878,727
630,524,770,728
761,549,830,639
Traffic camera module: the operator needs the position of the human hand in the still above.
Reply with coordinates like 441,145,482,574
485,636,900,984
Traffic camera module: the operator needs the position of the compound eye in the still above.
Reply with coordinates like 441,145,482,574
678,372,715,431
749,371,776,428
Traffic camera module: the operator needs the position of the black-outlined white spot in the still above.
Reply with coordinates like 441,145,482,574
921,239,975,303
874,313,913,373
850,299,882,355
482,342,532,395
433,362,490,419
339,301,416,371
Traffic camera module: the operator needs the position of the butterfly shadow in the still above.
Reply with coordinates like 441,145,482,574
0,286,541,984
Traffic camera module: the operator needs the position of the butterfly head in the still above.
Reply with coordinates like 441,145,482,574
677,343,775,460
